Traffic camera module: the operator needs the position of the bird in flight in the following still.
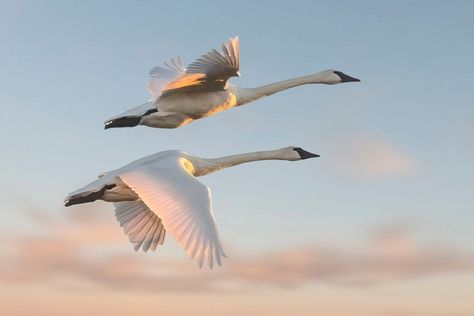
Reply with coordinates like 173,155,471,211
64,147,319,268
104,36,360,129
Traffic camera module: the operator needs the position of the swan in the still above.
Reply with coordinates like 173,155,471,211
104,36,360,129
64,146,319,268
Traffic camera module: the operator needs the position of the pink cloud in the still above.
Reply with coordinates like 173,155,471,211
1,209,473,293
325,135,416,179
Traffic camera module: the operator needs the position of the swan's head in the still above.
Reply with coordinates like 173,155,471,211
316,70,360,84
280,146,320,161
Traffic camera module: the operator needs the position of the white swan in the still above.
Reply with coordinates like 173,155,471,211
64,146,319,268
104,36,360,129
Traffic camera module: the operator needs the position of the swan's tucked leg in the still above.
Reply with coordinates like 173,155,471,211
141,111,192,128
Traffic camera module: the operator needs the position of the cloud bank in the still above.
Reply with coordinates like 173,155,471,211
1,208,473,293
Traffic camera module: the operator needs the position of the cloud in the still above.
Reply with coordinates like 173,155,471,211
229,224,474,287
1,209,473,293
324,135,416,179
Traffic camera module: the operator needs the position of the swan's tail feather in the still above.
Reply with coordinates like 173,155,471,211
104,101,156,129
64,184,115,207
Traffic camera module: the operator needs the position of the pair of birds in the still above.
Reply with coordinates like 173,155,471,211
65,37,360,268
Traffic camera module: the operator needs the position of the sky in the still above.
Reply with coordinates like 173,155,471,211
1,0,473,315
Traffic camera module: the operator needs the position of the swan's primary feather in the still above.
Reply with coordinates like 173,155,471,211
114,200,166,252
119,157,225,268
161,37,240,96
186,36,239,79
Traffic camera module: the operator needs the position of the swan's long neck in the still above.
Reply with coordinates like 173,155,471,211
235,71,334,105
193,149,285,176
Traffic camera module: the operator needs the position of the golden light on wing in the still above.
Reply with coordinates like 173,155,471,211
163,73,207,91
160,37,240,96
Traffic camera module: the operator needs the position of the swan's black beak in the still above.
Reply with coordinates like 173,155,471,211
294,148,320,160
334,71,360,82
104,116,141,129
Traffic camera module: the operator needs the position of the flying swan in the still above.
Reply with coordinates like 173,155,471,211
104,36,360,129
64,147,319,268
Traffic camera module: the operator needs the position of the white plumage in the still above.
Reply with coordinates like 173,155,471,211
114,200,166,252
104,36,360,129
64,147,319,268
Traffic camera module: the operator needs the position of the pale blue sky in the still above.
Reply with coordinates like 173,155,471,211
1,0,473,253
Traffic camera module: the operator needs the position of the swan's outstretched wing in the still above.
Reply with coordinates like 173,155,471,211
148,56,186,99
161,37,240,96
114,200,166,252
186,36,239,80
119,158,226,268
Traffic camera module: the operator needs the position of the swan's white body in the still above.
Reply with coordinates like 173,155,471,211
104,37,360,129
64,147,319,268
